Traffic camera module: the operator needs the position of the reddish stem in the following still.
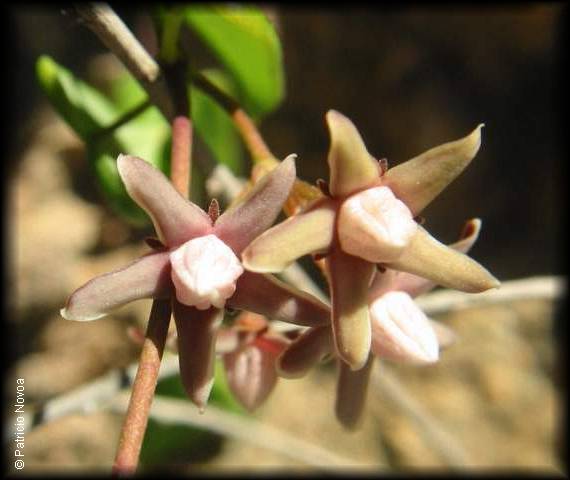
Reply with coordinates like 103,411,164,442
170,116,193,198
231,109,273,163
191,72,274,163
112,299,172,475
113,115,192,475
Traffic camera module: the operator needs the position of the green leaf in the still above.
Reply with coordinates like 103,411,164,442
182,5,284,118
106,70,148,112
191,69,244,175
36,56,170,226
36,55,116,141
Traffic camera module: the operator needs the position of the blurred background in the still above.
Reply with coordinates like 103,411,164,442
4,4,566,473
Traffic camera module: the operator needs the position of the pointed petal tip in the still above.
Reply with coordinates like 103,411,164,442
449,217,482,255
59,307,71,320
347,357,369,372
336,341,370,371
279,153,297,178
465,217,482,233
325,109,379,196
490,276,501,289
116,153,135,177
214,152,297,254
466,123,484,155
473,273,501,293
474,267,501,292
116,154,151,184
192,378,214,410
283,153,297,163
382,124,485,216
59,307,106,322
391,226,500,294
325,109,345,124
464,217,482,237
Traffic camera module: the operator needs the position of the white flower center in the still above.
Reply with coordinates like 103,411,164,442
170,234,244,310
337,186,417,263
369,291,438,363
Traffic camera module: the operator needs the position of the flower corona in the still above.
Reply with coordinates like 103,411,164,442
170,234,244,310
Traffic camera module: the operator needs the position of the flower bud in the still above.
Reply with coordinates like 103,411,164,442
337,186,417,263
223,341,281,412
170,234,244,309
370,291,438,363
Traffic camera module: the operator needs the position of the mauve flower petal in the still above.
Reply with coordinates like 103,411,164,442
388,226,500,293
381,125,484,216
242,200,336,273
61,251,171,321
215,155,297,254
227,271,330,327
223,341,280,412
276,325,332,378
326,110,381,197
117,155,212,246
335,354,374,430
327,249,375,371
173,301,223,410
390,218,483,298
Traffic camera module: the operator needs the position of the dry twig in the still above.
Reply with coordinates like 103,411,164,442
416,275,565,316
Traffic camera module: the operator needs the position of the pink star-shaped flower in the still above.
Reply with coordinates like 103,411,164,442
61,154,330,408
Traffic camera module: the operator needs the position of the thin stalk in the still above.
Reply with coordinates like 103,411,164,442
112,299,172,475
191,71,275,163
170,116,192,198
112,109,192,476
113,110,192,473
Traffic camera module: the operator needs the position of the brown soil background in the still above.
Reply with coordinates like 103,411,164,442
4,5,566,474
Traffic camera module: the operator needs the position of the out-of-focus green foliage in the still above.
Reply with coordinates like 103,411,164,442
36,55,169,225
36,55,116,140
191,69,244,175
36,4,285,224
139,360,245,466
168,4,285,119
